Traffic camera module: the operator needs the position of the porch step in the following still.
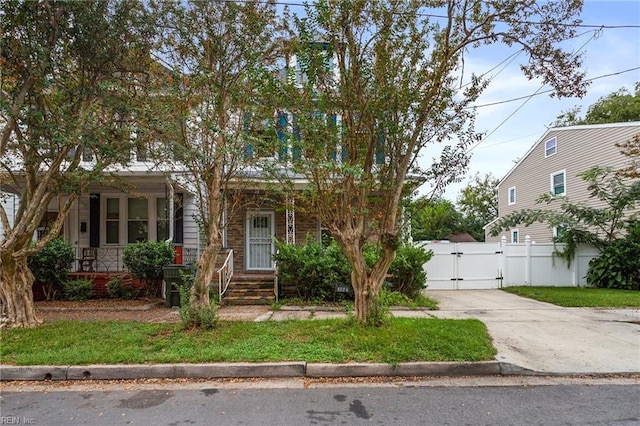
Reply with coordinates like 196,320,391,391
222,274,275,306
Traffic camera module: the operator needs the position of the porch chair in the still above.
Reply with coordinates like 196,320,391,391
77,248,97,272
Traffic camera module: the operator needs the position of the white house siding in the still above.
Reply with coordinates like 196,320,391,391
0,193,18,239
487,122,640,242
181,194,202,261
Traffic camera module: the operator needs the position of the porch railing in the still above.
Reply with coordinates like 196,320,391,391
73,245,201,273
217,249,234,300
74,247,126,273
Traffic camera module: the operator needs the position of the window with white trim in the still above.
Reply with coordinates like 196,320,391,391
127,198,148,243
105,198,120,244
553,225,567,240
511,229,519,243
103,195,170,245
551,170,566,196
545,137,557,157
508,187,516,205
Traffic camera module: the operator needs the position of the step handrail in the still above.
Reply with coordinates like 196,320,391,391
273,251,278,302
217,249,234,300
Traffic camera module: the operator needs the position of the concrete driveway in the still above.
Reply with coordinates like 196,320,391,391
425,290,640,374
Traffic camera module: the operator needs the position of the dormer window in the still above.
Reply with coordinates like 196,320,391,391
545,137,557,157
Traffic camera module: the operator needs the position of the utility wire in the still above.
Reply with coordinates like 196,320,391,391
466,28,609,153
471,66,640,110
222,0,640,29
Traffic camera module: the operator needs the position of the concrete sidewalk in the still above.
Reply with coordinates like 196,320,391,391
426,290,640,375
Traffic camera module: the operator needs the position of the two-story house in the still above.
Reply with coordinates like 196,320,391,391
485,121,640,243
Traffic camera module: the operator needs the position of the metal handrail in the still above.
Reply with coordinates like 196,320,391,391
273,251,279,302
217,249,234,300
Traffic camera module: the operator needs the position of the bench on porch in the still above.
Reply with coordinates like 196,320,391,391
77,248,97,272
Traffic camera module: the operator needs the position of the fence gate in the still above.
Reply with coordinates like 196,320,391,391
421,242,502,290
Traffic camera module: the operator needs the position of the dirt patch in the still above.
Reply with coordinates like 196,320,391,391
36,299,160,309
35,298,180,323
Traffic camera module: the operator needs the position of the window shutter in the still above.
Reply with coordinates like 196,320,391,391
292,114,302,160
174,193,184,244
277,112,288,160
89,193,100,248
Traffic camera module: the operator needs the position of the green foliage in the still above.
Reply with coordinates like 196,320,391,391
457,173,499,241
386,245,433,298
267,1,585,323
106,275,138,300
274,237,352,301
27,238,75,300
553,83,640,126
63,279,94,301
410,197,463,241
586,222,640,290
364,296,390,327
275,239,432,302
491,166,640,264
178,283,218,330
123,241,175,281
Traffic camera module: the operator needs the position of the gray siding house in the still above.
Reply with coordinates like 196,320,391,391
485,121,640,243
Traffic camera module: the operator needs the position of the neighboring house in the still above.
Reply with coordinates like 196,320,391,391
485,121,640,243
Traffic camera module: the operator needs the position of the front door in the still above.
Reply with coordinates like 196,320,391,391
246,211,275,270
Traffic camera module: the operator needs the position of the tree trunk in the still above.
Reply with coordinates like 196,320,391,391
191,241,220,309
340,236,396,324
352,268,374,323
0,251,42,328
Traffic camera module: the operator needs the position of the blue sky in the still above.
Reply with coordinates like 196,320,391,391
420,0,640,201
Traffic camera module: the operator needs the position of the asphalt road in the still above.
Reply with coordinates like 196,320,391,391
1,378,639,425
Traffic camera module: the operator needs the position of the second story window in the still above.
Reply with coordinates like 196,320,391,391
545,137,557,157
551,170,566,196
508,187,516,205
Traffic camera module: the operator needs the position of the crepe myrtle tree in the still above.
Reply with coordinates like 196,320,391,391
264,0,587,324
149,0,280,312
0,0,156,327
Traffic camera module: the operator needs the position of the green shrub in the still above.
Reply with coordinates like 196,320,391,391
387,245,433,298
587,222,640,290
379,288,414,307
106,275,138,299
27,238,74,300
275,239,433,302
178,283,217,330
123,241,175,296
63,279,94,301
274,237,351,301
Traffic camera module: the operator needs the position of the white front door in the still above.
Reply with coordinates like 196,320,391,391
246,211,275,270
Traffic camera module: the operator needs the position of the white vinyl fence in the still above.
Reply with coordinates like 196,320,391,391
419,236,600,290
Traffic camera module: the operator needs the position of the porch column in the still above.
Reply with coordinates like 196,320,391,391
286,198,295,244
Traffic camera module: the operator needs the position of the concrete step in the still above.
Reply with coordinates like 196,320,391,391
223,295,275,306
222,274,276,305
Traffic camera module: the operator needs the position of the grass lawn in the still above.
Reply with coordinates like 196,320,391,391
502,286,640,308
0,318,495,366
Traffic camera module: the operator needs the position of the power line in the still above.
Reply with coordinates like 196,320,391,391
222,0,640,29
471,66,640,110
467,29,603,153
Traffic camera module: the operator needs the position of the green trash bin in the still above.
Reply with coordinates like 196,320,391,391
162,265,194,308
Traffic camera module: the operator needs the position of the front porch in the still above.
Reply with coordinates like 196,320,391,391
70,246,200,273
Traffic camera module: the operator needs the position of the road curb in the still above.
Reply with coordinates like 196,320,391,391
0,361,556,382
